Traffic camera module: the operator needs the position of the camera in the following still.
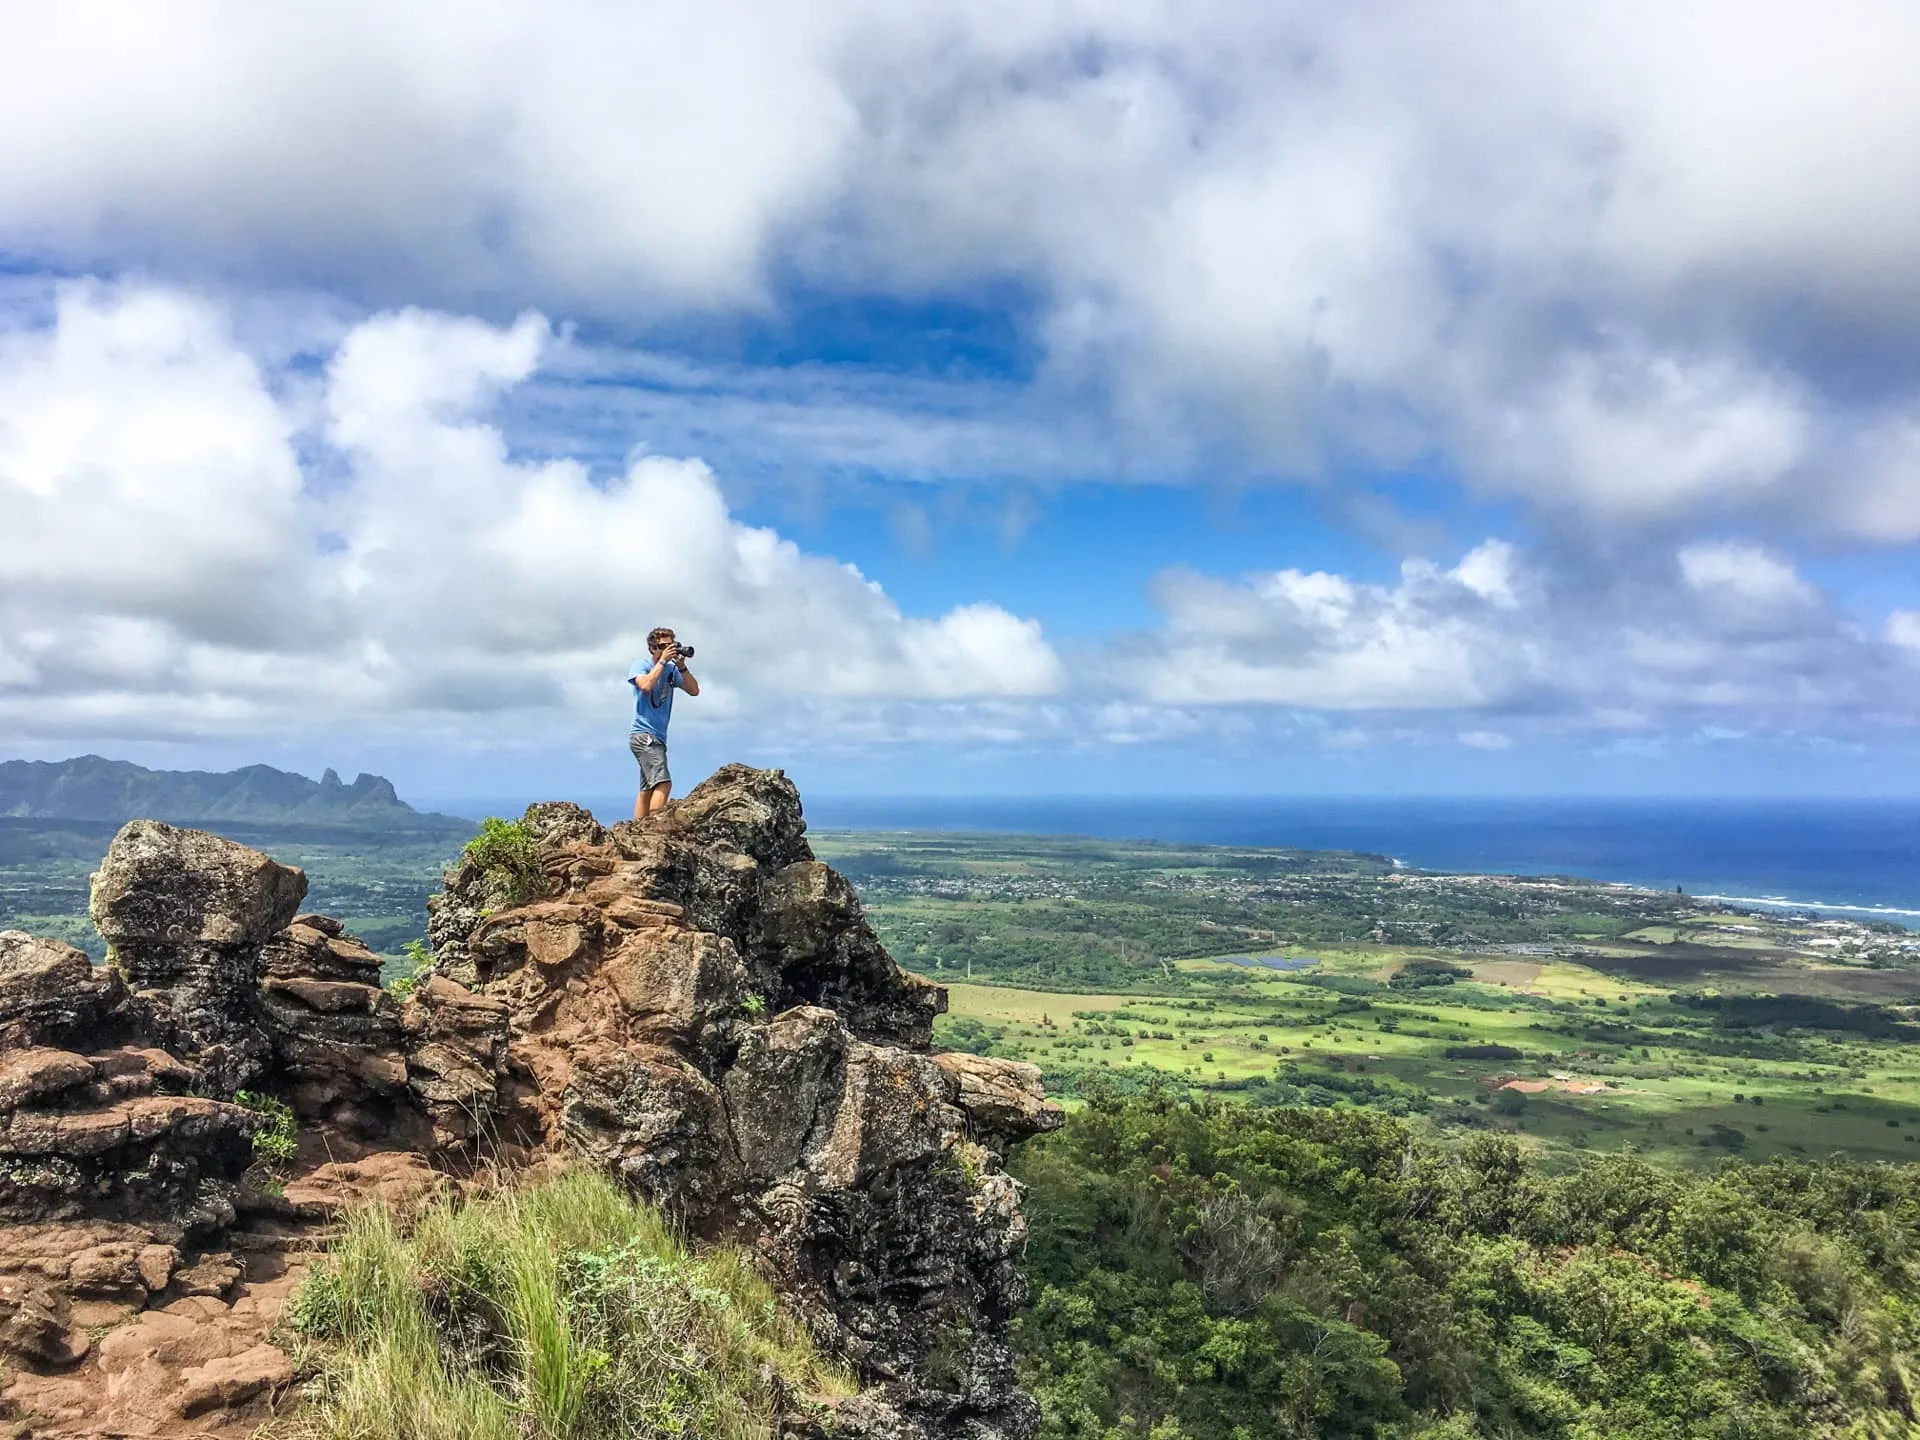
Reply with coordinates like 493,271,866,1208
670,642,695,660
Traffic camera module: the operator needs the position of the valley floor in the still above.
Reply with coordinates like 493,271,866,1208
813,829,1920,1169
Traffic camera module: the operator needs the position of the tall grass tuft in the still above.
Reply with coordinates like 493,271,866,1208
282,1169,851,1440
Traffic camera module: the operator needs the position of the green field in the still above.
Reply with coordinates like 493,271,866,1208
810,828,1920,1170
934,945,1920,1167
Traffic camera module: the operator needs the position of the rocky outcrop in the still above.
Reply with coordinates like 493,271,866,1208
0,829,397,1238
0,1043,259,1228
930,1053,1060,1152
258,915,408,1134
1,1154,445,1439
0,925,263,1233
0,764,1062,1440
414,766,1063,1436
0,932,128,1051
400,974,510,1148
90,820,308,1095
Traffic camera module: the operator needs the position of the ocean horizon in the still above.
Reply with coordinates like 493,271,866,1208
423,793,1920,929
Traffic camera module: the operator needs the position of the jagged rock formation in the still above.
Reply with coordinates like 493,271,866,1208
87,820,310,1096
0,924,261,1233
0,764,1062,1440
259,916,410,1135
0,934,126,1052
413,767,1062,1435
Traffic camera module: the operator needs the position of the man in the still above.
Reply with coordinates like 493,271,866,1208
629,626,700,819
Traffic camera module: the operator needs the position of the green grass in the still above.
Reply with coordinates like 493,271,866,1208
283,1169,851,1440
937,949,1920,1168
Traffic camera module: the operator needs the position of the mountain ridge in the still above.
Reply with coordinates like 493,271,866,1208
0,755,464,827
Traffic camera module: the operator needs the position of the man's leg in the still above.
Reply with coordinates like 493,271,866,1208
631,734,671,818
632,736,672,818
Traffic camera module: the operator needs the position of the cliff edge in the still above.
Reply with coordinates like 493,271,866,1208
0,764,1061,1440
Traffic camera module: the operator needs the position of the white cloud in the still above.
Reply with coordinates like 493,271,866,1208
1451,541,1523,610
1143,549,1546,709
0,284,1061,747
5,5,1920,535
1826,416,1920,543
0,2,856,314
1471,348,1812,522
1127,536,1911,729
1677,540,1819,615
1457,731,1512,751
0,284,307,641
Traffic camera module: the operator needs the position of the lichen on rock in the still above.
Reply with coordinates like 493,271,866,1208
89,820,308,1095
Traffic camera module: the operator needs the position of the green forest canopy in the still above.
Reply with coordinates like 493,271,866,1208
1012,1092,1920,1440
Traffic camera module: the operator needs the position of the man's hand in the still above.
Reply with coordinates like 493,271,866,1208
635,645,698,696
634,649,671,690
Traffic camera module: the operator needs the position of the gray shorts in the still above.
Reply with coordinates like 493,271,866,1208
629,732,670,790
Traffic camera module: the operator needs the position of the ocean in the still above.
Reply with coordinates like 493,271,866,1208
801,796,1920,928
430,793,1920,929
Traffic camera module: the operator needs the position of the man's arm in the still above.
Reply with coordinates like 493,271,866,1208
675,658,700,696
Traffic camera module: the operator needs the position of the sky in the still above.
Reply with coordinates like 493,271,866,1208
3,1,1920,803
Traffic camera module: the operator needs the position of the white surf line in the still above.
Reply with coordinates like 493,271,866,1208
1694,893,1920,920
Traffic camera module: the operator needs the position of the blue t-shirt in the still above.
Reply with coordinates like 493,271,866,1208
629,659,681,739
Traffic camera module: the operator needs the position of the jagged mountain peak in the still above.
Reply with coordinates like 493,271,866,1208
0,755,452,826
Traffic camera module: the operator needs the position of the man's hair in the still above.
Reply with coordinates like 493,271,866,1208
647,626,676,648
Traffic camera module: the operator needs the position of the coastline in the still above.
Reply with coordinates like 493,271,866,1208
429,792,1920,933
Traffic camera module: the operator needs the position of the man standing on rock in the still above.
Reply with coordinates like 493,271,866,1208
629,626,700,819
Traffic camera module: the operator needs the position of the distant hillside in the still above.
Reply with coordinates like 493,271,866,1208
0,755,466,827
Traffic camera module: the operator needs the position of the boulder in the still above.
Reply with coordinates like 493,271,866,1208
560,1043,741,1210
725,1007,958,1190
177,1341,293,1417
599,925,746,1050
0,933,127,1051
90,821,308,960
90,822,308,1095
749,862,946,1047
0,1092,258,1226
266,916,375,979
0,1284,86,1368
0,1050,97,1114
665,762,812,869
930,1053,1065,1149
